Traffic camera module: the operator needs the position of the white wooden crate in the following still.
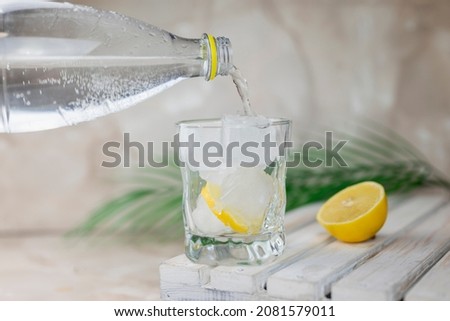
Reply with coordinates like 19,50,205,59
160,189,450,300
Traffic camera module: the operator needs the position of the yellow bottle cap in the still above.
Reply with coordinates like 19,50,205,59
206,34,218,81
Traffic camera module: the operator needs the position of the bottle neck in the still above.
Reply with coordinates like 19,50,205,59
202,34,232,81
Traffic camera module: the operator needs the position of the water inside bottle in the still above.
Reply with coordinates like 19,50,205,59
2,56,192,132
0,2,257,132
3,61,254,133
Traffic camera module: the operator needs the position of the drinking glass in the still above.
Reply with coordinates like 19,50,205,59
177,118,291,265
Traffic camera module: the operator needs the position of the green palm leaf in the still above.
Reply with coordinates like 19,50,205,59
69,164,184,240
70,121,449,239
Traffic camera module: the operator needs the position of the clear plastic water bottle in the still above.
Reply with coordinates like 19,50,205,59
0,2,232,132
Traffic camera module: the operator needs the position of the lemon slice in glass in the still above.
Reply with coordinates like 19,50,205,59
201,168,274,235
316,181,388,243
201,183,249,233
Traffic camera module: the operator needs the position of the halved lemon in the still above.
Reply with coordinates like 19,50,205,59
316,181,388,243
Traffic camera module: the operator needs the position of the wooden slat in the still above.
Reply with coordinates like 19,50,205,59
159,202,322,291
160,191,442,301
266,192,449,300
205,196,414,295
332,202,450,300
160,282,272,300
283,202,322,233
207,223,332,294
160,204,332,300
405,251,450,301
159,255,211,287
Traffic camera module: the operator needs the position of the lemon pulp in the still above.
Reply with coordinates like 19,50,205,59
316,181,388,243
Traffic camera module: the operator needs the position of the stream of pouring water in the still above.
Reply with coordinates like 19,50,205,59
229,66,256,116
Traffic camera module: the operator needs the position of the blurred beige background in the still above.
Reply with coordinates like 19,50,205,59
1,0,449,232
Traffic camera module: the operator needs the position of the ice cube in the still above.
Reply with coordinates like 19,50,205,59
178,115,280,171
222,114,271,128
221,115,278,168
178,122,223,171
219,167,275,232
191,195,230,235
199,168,237,186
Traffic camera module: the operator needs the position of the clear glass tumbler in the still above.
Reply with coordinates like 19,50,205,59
177,117,291,265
